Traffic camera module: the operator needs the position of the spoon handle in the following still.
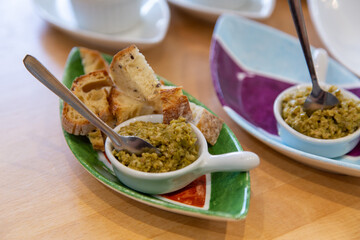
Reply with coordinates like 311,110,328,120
288,0,320,93
23,55,124,147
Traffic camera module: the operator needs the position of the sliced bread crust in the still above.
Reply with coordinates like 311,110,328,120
160,86,193,124
109,87,144,125
190,102,224,145
79,48,110,150
88,129,106,151
109,45,161,102
79,47,108,74
61,70,114,136
62,103,95,135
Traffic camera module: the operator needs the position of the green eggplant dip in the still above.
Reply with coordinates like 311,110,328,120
112,118,199,173
281,86,360,139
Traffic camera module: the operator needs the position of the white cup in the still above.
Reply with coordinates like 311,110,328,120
70,0,144,34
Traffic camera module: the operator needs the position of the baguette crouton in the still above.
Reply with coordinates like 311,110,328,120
109,87,145,125
160,86,193,124
79,47,109,74
190,102,223,145
109,45,161,102
87,129,106,151
61,70,114,138
78,48,111,151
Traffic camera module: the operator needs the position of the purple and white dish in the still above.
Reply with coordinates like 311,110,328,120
210,14,360,177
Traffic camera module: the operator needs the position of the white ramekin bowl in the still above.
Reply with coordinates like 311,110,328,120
105,114,259,194
273,84,360,158
70,0,143,34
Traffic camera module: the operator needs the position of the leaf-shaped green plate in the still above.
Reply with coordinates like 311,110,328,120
60,47,251,221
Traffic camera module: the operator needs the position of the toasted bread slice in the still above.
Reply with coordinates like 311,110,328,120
62,70,114,138
160,86,193,124
79,47,109,74
109,45,161,102
108,87,145,125
79,47,111,150
87,129,106,151
190,102,224,145
146,83,165,115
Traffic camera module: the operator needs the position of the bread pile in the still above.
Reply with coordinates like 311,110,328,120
62,45,224,151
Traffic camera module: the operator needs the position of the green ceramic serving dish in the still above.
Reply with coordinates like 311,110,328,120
60,47,251,221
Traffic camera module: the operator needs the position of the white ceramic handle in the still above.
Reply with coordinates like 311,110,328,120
313,48,328,84
199,151,260,174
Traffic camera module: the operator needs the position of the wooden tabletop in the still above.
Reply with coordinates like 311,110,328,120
2,0,360,239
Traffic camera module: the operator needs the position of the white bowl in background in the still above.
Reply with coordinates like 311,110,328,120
69,0,143,34
308,0,360,77
105,114,259,194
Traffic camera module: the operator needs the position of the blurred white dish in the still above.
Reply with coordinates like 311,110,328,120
69,0,143,34
168,0,275,22
32,0,170,50
191,0,248,9
308,0,360,76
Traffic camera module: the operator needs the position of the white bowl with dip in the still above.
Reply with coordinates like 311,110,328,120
273,84,360,158
105,114,259,194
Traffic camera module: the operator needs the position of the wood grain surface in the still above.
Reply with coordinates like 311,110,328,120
1,0,360,239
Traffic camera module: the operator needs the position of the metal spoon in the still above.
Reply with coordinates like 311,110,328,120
288,0,339,116
23,55,161,155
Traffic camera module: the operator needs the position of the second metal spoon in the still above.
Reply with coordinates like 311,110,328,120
288,0,339,116
23,55,161,155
